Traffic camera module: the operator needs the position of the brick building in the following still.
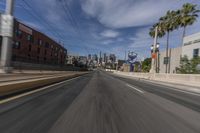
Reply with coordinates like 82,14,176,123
0,19,67,66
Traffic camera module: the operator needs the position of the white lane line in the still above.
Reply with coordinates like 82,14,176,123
143,81,200,97
126,84,144,94
0,76,81,104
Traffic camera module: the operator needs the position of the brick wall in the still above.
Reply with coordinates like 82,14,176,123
1,19,67,66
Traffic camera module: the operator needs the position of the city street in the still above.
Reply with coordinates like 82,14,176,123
0,70,200,133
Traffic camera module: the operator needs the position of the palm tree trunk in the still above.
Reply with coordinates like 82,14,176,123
165,31,169,73
182,26,186,46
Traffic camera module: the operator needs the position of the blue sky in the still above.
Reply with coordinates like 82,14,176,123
0,0,200,60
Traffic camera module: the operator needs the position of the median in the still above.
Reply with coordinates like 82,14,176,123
0,72,88,98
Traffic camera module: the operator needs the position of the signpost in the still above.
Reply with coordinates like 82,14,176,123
164,57,170,65
0,14,14,37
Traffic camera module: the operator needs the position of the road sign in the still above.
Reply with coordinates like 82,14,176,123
152,53,157,59
0,14,14,37
164,57,170,64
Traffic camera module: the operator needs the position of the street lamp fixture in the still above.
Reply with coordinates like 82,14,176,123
156,43,160,48
151,45,154,51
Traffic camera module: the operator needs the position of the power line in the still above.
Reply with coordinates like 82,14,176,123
20,0,65,43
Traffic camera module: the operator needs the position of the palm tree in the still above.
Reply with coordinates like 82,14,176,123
149,23,165,38
159,10,179,73
179,3,200,45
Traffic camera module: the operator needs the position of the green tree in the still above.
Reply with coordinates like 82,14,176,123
142,58,151,72
179,3,199,43
178,56,200,74
178,55,191,74
149,23,165,38
191,57,200,73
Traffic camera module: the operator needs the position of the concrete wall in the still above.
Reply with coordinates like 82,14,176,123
114,71,200,87
159,47,182,74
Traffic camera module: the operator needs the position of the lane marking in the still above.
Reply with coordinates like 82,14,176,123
126,84,144,94
142,81,200,97
0,76,82,104
115,74,200,97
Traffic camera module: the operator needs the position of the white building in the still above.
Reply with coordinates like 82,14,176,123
158,32,200,73
182,32,200,59
67,54,79,65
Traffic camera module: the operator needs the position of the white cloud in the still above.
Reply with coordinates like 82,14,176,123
81,0,189,28
102,40,114,45
100,30,120,38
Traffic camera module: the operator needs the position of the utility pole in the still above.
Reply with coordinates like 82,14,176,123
0,0,15,73
150,26,158,73
125,50,126,61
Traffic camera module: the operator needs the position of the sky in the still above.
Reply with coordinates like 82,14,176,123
0,0,200,60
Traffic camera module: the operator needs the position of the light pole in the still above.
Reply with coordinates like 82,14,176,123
156,43,160,73
150,26,158,73
151,43,160,73
0,0,15,73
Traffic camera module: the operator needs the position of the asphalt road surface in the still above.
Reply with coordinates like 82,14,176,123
0,70,200,133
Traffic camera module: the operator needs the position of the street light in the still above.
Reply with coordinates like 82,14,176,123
156,43,160,73
156,43,160,49
151,45,154,51
151,43,159,53
150,26,158,73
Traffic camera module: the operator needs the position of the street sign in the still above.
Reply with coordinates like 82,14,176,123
152,53,157,59
164,57,170,64
0,14,14,37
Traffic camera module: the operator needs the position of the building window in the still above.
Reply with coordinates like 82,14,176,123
184,41,193,46
44,49,47,55
45,42,49,48
13,41,21,49
15,29,22,38
38,39,42,45
193,39,200,44
27,35,34,43
29,45,32,52
37,47,40,54
193,49,199,58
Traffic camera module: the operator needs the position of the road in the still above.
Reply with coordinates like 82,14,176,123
0,70,200,133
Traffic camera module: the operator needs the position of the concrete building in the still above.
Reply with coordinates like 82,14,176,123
88,54,92,60
182,32,200,59
67,54,79,65
103,53,108,63
79,56,88,65
109,54,116,63
92,54,98,62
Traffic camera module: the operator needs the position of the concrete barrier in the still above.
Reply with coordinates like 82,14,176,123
114,71,200,87
0,72,88,98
